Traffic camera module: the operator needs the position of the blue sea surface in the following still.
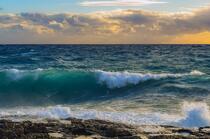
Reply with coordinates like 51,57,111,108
0,44,209,127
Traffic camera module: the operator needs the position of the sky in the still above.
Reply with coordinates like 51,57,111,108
0,0,210,44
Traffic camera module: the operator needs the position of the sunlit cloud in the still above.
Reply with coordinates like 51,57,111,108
0,6,210,43
80,0,167,7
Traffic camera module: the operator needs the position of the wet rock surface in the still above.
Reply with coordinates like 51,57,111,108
0,118,209,139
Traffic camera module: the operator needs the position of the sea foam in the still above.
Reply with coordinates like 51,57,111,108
97,70,205,89
4,68,43,80
0,102,209,128
177,102,210,127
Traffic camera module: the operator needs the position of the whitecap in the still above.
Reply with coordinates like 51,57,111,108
3,68,44,80
96,70,205,89
177,102,210,127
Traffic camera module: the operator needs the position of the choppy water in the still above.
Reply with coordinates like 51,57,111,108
0,44,210,127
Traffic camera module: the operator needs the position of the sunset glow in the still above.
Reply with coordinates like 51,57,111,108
0,0,210,44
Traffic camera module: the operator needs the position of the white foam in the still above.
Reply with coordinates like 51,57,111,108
5,69,25,80
37,106,72,119
96,70,205,89
4,68,43,80
177,102,210,127
190,70,205,76
0,101,209,128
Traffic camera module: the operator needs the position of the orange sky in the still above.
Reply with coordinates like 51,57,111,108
171,32,210,44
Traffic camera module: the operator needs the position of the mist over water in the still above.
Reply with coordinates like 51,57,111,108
0,44,210,127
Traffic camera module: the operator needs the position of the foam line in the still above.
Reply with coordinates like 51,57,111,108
97,70,205,88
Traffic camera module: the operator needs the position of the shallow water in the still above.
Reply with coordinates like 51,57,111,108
0,44,210,127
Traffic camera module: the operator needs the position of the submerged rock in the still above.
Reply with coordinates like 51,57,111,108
0,118,209,139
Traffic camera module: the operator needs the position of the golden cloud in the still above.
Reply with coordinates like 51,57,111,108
0,7,210,43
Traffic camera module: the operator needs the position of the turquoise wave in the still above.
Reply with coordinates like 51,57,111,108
0,69,206,107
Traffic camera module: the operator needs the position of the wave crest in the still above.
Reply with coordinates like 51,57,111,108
4,68,43,80
1,69,205,90
97,70,205,89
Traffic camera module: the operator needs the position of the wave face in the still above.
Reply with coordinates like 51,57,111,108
0,69,205,106
0,45,210,127
0,69,100,106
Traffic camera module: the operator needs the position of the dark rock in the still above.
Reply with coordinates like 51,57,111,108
0,118,209,139
148,135,196,139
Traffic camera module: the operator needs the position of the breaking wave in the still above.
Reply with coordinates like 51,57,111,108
0,69,205,106
1,68,205,88
0,102,209,128
96,70,204,88
177,102,210,127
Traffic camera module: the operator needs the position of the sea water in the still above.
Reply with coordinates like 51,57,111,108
0,44,209,128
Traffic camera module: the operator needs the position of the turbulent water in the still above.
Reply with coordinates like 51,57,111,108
0,44,210,128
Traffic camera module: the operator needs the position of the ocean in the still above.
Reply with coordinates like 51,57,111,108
0,44,209,128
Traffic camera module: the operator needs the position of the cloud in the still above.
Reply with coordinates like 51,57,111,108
0,7,210,43
80,0,167,7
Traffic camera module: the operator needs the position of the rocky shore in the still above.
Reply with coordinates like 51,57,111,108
0,118,209,139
